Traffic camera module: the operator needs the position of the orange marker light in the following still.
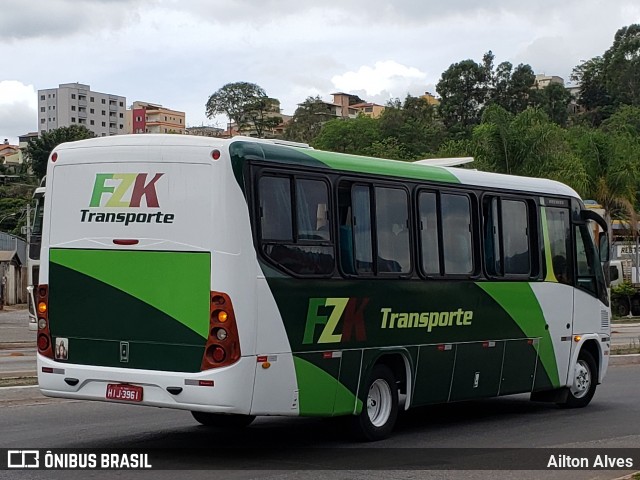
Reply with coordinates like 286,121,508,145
262,362,271,369
574,335,582,342
217,311,228,323
38,302,47,314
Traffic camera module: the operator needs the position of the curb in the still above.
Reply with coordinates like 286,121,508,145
609,354,640,366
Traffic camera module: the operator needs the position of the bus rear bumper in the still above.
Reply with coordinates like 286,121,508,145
37,354,256,414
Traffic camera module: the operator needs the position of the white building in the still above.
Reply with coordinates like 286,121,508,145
37,83,127,137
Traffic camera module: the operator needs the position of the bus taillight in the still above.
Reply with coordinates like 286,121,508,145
36,285,54,359
201,291,241,371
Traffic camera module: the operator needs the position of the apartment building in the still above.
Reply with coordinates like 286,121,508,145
534,75,565,89
126,101,186,134
37,83,127,137
331,92,364,118
350,102,385,118
421,91,440,106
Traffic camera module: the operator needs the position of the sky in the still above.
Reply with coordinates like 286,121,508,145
1,0,639,145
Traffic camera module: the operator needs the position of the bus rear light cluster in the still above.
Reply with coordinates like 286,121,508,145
200,291,241,371
36,285,54,359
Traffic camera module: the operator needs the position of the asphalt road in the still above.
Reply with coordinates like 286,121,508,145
1,364,639,479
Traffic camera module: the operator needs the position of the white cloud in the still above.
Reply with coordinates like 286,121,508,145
0,81,37,144
0,0,149,40
331,61,427,97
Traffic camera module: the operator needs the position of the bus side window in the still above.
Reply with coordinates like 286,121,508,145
545,207,572,285
483,197,531,277
375,186,410,274
352,185,374,274
418,191,440,275
258,174,334,276
441,193,473,275
259,176,292,241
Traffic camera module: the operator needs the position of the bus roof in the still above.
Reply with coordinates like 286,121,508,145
52,134,580,199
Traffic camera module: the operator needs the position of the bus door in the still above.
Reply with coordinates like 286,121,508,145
539,204,574,388
571,208,609,376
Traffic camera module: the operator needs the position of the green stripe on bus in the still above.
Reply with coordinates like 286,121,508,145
476,282,561,387
50,249,210,339
303,149,461,184
293,356,362,416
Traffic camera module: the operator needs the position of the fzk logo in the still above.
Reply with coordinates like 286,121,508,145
80,173,175,226
303,297,368,344
90,173,164,208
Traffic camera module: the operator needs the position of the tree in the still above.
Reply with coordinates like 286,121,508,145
567,126,640,229
467,105,588,193
534,82,573,126
490,61,536,114
378,95,445,158
283,96,336,143
24,125,95,179
436,58,489,137
611,281,636,317
363,137,411,161
571,25,640,126
312,116,381,155
600,105,640,136
603,24,640,107
205,82,280,137
240,97,283,138
571,57,611,126
436,51,537,137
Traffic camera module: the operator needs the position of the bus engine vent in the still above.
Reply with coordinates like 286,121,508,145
600,310,610,329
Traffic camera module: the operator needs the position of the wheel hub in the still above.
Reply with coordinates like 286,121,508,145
367,379,392,427
570,360,591,399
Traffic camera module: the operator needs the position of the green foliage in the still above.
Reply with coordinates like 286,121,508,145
600,105,640,135
533,83,573,126
490,61,536,114
312,116,381,155
436,51,538,139
24,125,95,180
283,96,336,143
205,82,280,137
567,125,640,221
0,184,34,236
436,58,489,137
378,95,445,158
363,137,411,161
571,24,640,126
468,105,588,193
603,24,640,107
612,281,637,299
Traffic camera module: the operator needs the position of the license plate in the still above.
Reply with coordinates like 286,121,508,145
106,384,143,402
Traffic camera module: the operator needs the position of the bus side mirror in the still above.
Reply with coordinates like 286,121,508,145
598,232,610,263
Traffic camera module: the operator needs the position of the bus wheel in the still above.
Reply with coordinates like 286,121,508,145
558,350,597,408
191,411,256,428
350,364,398,441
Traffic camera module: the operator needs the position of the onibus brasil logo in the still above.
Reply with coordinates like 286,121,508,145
81,173,175,226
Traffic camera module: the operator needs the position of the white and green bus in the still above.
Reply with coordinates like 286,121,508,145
36,135,610,440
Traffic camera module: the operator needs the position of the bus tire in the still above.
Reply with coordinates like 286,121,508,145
350,364,398,441
191,411,256,428
558,350,597,408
